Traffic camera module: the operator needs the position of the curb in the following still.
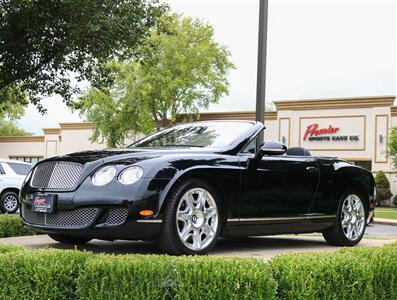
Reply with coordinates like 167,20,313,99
373,220,397,226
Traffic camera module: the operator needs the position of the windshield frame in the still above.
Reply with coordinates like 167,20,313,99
129,121,257,150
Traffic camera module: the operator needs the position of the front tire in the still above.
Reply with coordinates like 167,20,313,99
323,190,367,246
157,179,222,255
48,233,91,245
0,191,19,213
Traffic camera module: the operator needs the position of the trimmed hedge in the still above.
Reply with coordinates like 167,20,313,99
271,244,397,300
0,249,91,299
0,214,37,238
0,244,25,254
339,244,397,300
77,255,277,300
271,252,373,299
0,243,396,299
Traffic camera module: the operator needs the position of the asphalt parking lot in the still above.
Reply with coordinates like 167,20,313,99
1,223,396,260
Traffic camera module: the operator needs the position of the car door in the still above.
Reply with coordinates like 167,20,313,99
239,155,319,218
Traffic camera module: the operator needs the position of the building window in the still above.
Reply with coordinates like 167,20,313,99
349,160,372,172
9,156,43,165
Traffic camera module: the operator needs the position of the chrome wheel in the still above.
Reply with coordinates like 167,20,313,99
3,194,18,212
176,188,218,251
341,194,365,241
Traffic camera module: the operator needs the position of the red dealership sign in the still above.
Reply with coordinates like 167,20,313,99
303,124,340,140
303,123,359,142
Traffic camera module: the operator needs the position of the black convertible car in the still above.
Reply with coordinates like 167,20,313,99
20,121,375,255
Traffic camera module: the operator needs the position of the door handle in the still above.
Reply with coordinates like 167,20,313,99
306,166,318,173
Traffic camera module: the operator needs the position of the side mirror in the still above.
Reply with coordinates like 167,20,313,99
255,140,287,160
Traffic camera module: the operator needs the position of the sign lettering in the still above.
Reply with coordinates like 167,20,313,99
303,123,359,142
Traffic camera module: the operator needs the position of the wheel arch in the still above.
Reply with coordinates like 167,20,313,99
158,169,229,223
333,167,374,211
1,187,20,199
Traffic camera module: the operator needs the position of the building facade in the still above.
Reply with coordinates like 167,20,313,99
1,96,396,192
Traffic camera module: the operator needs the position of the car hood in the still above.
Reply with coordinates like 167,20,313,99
44,148,220,165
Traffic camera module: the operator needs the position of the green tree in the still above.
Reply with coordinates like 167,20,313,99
374,170,393,206
388,126,397,167
77,14,235,147
0,0,166,112
0,91,31,136
0,119,32,136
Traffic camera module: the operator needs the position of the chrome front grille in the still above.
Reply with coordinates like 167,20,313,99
22,206,98,228
106,208,128,226
31,161,84,190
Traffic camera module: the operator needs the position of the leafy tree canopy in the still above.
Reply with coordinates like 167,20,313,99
0,85,30,136
77,13,235,147
388,126,397,168
0,85,28,119
0,119,32,136
0,0,166,112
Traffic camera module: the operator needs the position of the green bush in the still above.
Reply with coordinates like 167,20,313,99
0,249,91,299
374,171,393,205
339,244,397,300
393,195,397,206
0,214,37,238
0,244,25,254
270,243,397,300
270,252,373,299
77,255,277,300
0,243,395,299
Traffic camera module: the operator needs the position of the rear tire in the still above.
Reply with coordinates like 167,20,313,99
156,179,222,255
323,189,367,246
0,191,19,213
48,233,91,245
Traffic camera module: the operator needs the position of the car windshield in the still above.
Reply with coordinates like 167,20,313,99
130,122,253,149
7,163,31,175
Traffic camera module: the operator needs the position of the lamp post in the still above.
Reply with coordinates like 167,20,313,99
256,0,269,144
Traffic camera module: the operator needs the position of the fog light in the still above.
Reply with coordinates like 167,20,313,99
139,210,154,216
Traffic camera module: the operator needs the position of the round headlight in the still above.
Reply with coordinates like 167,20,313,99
118,166,143,185
92,166,116,186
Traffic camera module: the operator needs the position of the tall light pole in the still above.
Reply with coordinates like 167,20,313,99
256,0,269,144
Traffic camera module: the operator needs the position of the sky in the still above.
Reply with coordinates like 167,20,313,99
18,0,396,134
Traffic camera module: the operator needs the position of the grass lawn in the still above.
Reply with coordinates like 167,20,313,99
375,207,397,220
0,214,16,219
0,213,18,218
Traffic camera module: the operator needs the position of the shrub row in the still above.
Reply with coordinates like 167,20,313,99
0,248,90,300
0,214,37,238
271,244,397,300
0,243,395,299
78,255,276,300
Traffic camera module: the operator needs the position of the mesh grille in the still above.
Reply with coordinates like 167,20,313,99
31,161,84,190
106,208,128,226
22,206,98,228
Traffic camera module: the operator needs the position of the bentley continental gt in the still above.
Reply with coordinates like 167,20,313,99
20,121,375,255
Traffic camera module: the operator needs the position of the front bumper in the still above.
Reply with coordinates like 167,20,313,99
21,204,162,240
19,176,170,240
